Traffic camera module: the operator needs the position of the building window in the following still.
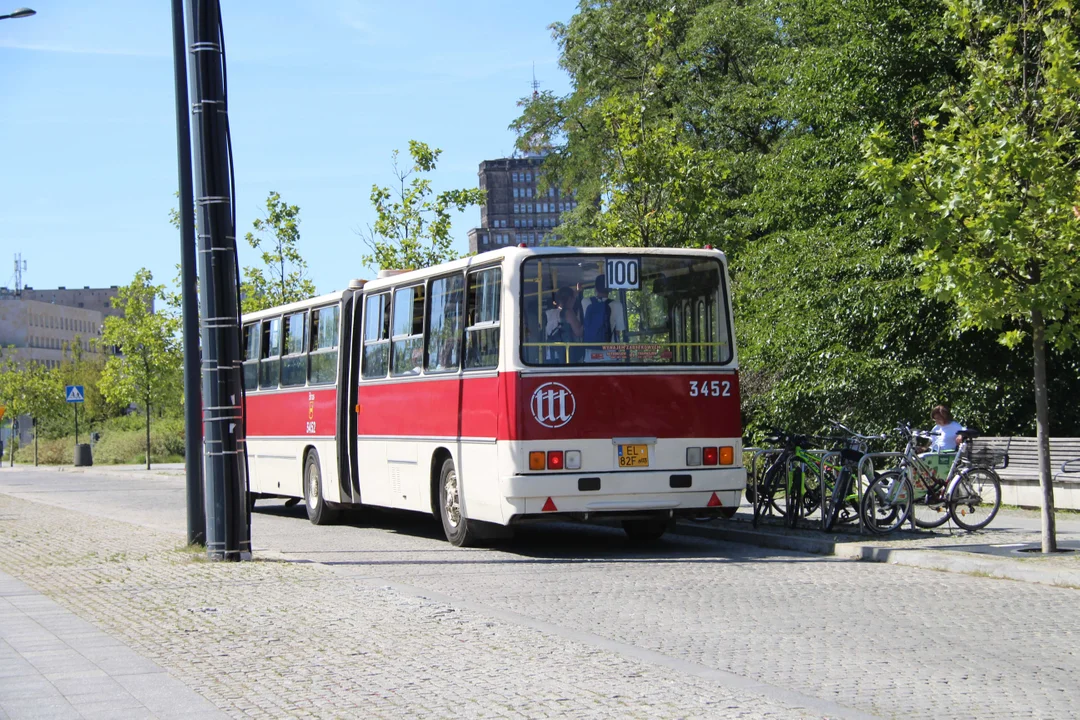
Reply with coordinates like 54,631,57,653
513,204,519,213
512,172,518,182
513,188,519,198
548,187,555,197
514,219,520,228
525,173,532,182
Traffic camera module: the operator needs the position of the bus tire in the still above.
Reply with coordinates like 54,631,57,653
438,457,478,547
304,450,337,526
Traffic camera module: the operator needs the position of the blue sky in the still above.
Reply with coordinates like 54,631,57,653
0,0,576,296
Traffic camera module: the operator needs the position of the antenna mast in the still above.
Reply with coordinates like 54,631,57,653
13,253,26,295
531,62,540,98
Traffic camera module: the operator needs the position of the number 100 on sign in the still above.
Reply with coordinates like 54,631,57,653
605,258,640,289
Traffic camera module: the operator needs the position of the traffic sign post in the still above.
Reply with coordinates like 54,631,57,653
66,385,85,445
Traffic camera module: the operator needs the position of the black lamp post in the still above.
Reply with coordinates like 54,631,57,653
0,7,36,20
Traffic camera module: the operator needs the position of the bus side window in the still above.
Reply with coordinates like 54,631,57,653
259,316,282,389
281,311,307,387
391,284,425,376
361,293,390,379
465,267,501,370
309,305,339,384
242,322,260,391
426,274,465,373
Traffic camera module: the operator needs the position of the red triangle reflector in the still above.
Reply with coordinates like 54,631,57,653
707,492,722,507
541,497,558,512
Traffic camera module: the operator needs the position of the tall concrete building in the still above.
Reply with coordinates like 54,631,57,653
466,155,579,254
0,285,127,369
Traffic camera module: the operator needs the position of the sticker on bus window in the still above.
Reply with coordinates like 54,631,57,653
605,258,640,290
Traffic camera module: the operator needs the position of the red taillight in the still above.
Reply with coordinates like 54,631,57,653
703,447,719,466
547,450,564,470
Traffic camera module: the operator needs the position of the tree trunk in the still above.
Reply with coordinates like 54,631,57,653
1031,308,1057,553
145,400,151,471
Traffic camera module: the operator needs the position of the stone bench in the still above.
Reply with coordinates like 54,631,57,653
977,436,1080,510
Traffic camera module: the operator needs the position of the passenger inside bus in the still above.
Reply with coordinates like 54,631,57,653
546,286,584,363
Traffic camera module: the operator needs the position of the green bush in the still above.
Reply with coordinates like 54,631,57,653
15,416,186,465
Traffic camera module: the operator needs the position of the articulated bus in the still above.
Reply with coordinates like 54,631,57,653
242,247,744,546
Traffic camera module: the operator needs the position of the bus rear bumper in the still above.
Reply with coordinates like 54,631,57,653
501,467,745,515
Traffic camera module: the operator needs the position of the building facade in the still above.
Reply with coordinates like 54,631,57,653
0,296,105,369
467,155,579,254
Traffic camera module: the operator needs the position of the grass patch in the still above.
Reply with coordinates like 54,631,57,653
13,416,185,465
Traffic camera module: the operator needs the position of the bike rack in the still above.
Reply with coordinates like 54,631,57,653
749,447,833,530
818,451,841,533
856,452,912,534
747,448,783,528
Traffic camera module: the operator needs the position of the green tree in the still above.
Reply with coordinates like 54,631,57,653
98,269,183,470
241,191,316,313
864,0,1080,552
0,352,66,462
360,140,486,270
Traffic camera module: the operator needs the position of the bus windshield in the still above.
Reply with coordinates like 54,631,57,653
520,254,733,366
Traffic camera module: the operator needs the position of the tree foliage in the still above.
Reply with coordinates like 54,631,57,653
241,192,316,313
360,140,486,270
98,269,182,469
864,0,1080,550
516,0,1080,441
0,351,66,445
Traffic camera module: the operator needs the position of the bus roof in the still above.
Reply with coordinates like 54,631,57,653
360,246,728,294
242,289,349,323
240,246,730,322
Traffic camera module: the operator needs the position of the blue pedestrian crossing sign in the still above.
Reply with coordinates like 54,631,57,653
65,385,85,403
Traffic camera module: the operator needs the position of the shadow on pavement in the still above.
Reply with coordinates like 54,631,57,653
253,498,827,565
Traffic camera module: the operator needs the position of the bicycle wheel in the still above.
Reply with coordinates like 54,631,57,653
910,472,950,529
755,457,785,523
948,468,1002,531
861,470,913,534
824,467,851,532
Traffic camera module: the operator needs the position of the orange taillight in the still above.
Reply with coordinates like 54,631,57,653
529,451,546,471
719,446,734,465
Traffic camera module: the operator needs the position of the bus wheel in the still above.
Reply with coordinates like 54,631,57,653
304,450,337,526
438,458,477,547
622,517,668,543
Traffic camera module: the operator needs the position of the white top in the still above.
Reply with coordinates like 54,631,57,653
930,421,965,452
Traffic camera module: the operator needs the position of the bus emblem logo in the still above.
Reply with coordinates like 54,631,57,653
530,382,576,428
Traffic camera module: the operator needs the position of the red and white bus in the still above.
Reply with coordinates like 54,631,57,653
242,247,744,545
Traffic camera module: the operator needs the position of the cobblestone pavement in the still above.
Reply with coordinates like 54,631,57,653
2,468,1079,719
0,492,823,720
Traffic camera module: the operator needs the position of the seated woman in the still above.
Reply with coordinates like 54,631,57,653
920,404,966,479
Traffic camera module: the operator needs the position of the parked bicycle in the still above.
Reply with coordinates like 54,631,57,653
754,431,828,529
823,422,885,532
866,424,1003,532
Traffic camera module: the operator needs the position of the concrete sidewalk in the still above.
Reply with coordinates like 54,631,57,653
675,507,1080,588
0,570,226,720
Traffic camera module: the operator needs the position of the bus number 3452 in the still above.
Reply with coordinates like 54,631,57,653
689,380,731,398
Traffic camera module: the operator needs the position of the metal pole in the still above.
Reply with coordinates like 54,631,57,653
171,0,206,546
74,404,78,446
187,0,250,560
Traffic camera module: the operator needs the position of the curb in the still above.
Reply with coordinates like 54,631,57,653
673,521,1080,589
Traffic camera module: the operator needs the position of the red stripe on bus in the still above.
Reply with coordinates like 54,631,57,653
245,388,338,437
